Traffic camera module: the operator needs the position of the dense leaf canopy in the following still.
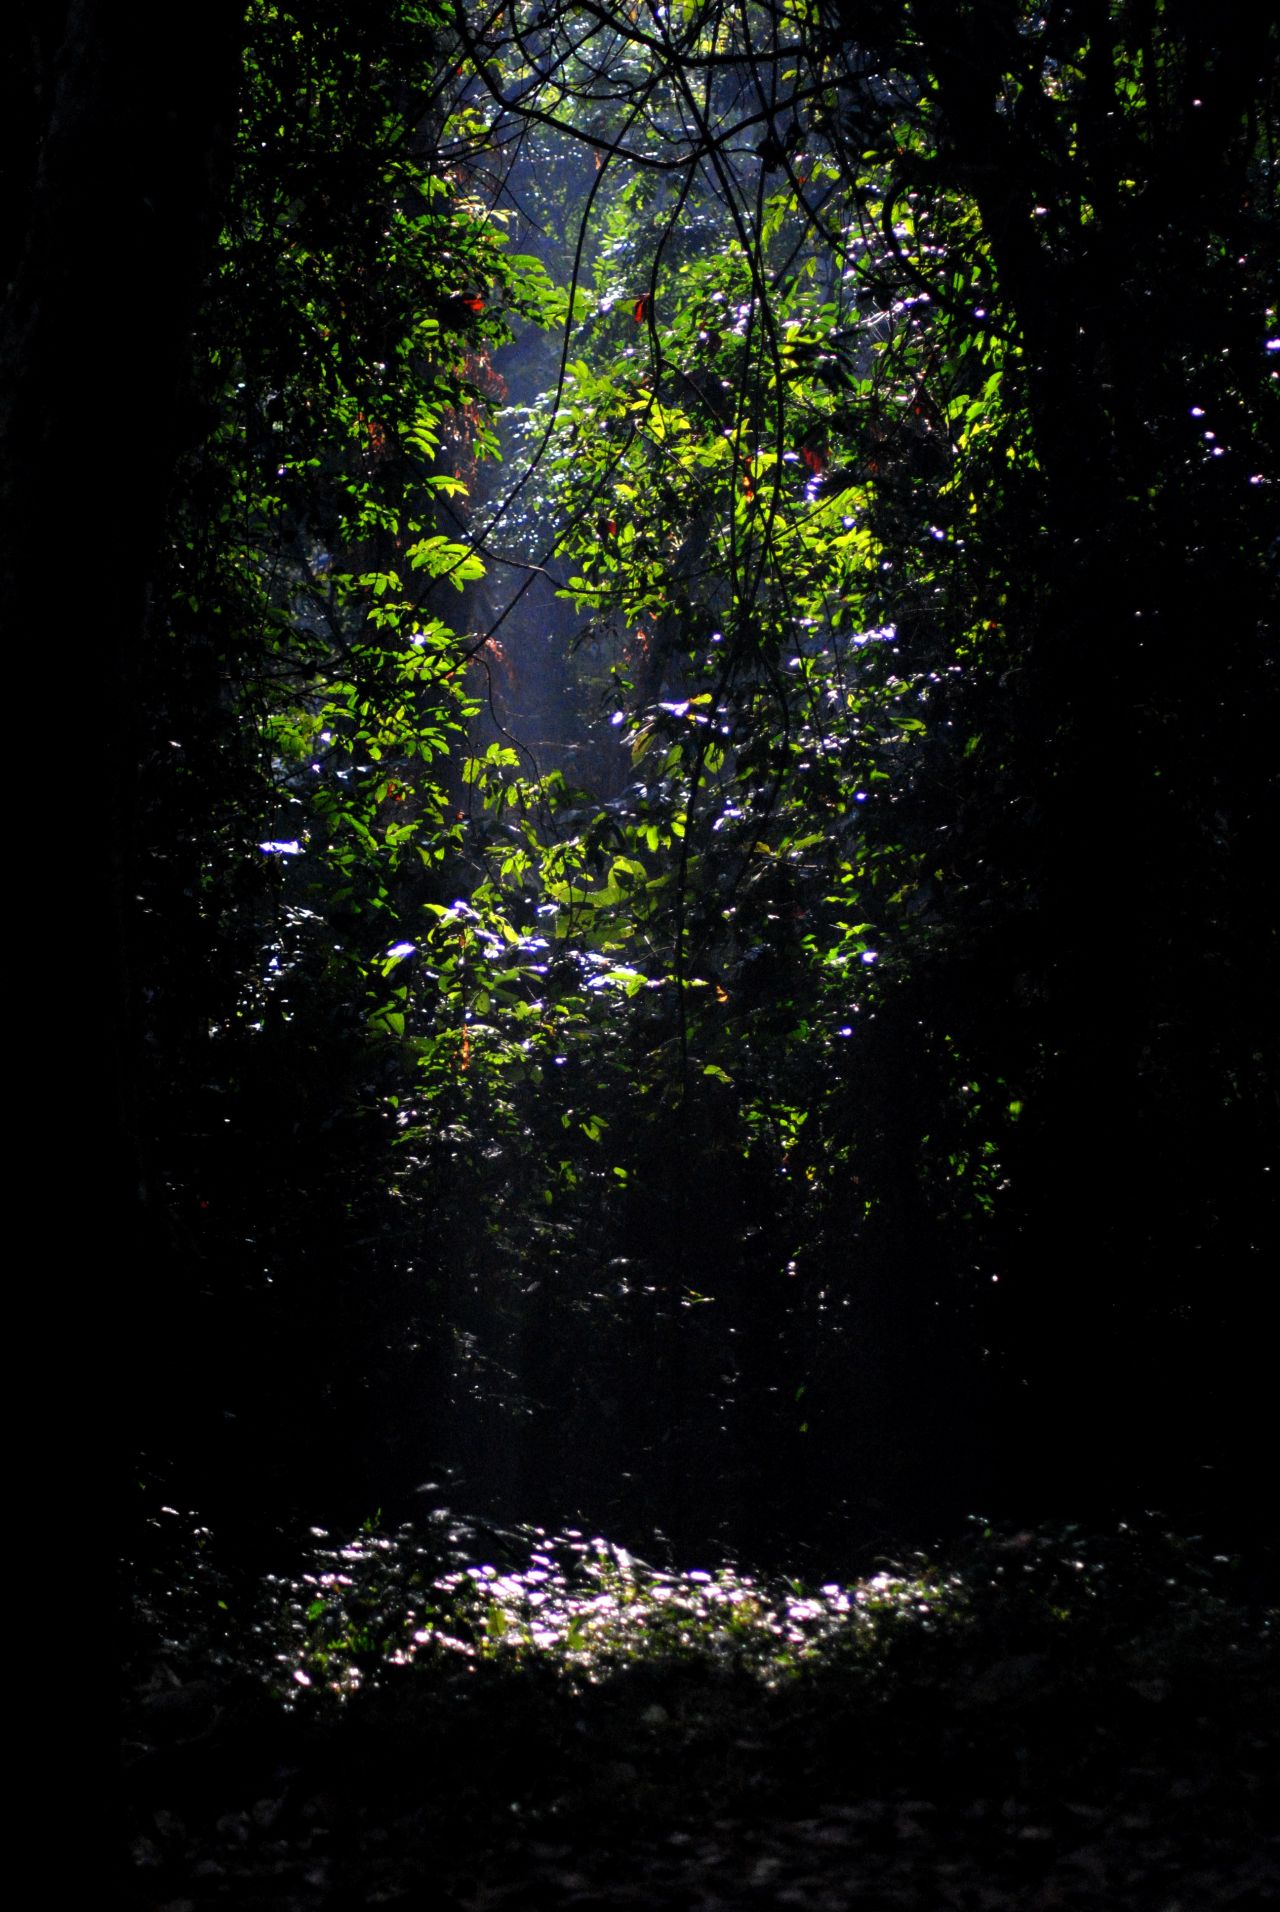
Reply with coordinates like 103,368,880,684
8,0,1273,1547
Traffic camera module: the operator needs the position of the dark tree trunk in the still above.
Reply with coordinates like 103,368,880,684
1,0,243,1436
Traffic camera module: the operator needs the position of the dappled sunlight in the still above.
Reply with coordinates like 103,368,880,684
125,1499,1276,1908
249,1511,1263,1705
250,1516,975,1699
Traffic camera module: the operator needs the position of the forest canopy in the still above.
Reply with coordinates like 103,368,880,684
8,0,1275,1551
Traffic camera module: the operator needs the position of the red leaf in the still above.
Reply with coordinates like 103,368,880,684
633,295,650,323
462,294,484,314
801,444,826,474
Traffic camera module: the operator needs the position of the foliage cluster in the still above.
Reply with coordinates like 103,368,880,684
128,0,574,1491
382,0,1277,1525
114,0,1279,1534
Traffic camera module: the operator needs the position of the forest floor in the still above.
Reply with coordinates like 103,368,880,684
122,1511,1278,1910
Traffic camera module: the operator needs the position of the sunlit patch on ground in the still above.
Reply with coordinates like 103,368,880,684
123,1507,1278,1910
274,1520,970,1696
